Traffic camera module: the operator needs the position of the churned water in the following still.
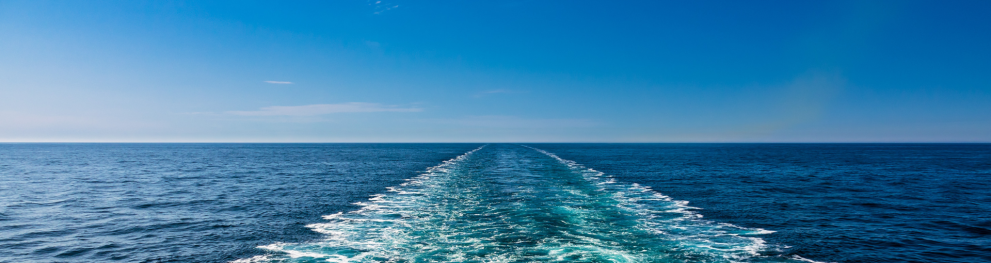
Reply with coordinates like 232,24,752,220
1,143,989,262
0,143,480,262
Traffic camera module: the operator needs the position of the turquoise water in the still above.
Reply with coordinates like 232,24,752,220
244,145,802,262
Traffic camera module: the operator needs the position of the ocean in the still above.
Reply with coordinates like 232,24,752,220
0,143,988,262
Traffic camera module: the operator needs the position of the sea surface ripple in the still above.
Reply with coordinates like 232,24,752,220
0,143,481,262
242,145,805,262
2,143,988,262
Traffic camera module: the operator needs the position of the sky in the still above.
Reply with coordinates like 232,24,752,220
1,0,990,142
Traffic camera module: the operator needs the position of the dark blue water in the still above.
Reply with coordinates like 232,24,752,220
537,144,991,263
0,143,482,262
1,144,988,262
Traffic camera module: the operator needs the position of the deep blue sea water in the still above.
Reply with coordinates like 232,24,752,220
1,143,988,262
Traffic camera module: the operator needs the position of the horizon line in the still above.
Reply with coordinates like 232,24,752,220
1,141,989,144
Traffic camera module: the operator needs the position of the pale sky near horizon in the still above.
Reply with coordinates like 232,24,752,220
2,0,990,142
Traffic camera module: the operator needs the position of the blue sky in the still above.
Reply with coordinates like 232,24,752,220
1,0,989,142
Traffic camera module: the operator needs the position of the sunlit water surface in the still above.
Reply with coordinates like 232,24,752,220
1,143,988,262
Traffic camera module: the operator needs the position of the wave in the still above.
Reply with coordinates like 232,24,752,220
234,145,812,262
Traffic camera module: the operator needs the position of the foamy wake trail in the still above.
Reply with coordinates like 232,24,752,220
234,145,813,263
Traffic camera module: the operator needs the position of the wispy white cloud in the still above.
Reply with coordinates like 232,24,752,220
264,81,293,84
482,89,511,94
473,89,523,98
227,102,421,116
369,0,399,14
437,115,599,128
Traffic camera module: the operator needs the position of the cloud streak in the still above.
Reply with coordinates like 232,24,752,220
481,89,511,94
437,115,599,128
264,81,293,84
473,89,524,98
370,0,399,14
227,103,421,116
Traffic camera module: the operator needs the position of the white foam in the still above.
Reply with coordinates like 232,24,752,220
232,145,820,263
232,146,488,262
522,145,796,261
792,255,832,263
228,255,270,263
